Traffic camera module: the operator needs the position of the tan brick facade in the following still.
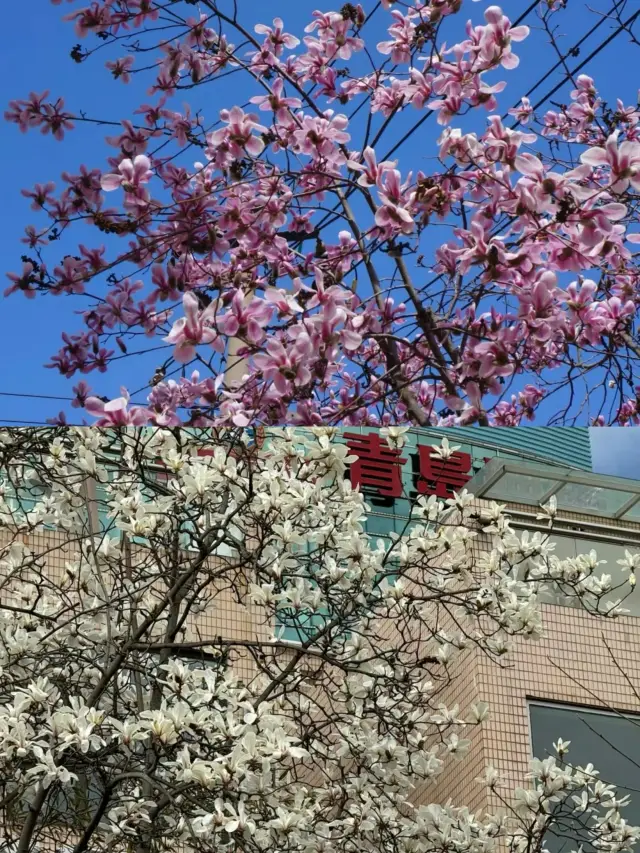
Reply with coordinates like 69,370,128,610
427,499,640,818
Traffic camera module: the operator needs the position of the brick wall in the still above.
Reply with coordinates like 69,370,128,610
428,500,640,819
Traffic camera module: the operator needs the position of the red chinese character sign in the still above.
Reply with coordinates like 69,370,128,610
345,432,476,503
344,432,406,499
414,445,472,499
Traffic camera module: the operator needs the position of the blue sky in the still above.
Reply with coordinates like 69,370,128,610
2,0,640,429
590,429,640,480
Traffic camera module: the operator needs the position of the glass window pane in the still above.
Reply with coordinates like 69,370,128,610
534,533,640,616
366,514,396,538
581,539,640,616
2,465,46,514
622,499,640,521
275,541,340,644
95,481,113,534
277,619,302,643
555,483,635,515
529,702,640,853
547,534,578,561
485,473,558,503
276,607,331,643
532,534,578,607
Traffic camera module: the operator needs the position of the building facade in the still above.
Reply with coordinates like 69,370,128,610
335,425,592,530
432,457,640,833
334,427,640,836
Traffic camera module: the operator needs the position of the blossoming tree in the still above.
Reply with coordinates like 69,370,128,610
0,427,638,853
5,1,640,426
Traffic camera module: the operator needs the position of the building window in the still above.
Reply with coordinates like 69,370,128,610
89,468,239,559
529,701,640,851
275,540,335,644
3,771,106,832
531,531,640,616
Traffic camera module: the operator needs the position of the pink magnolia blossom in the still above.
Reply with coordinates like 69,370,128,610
346,147,397,187
207,106,266,160
254,17,300,56
250,78,301,123
508,96,533,124
84,389,151,425
21,182,56,210
253,339,312,395
21,225,48,248
303,11,363,61
100,155,153,210
580,131,640,192
375,169,415,236
5,261,40,299
164,292,222,363
291,111,351,160
106,56,134,83
377,11,415,65
8,0,640,427
472,6,530,70
264,287,303,317
71,380,92,409
217,290,272,345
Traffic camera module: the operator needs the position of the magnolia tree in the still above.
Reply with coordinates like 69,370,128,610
5,2,640,426
0,426,638,853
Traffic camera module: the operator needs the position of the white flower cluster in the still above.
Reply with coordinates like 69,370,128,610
0,428,635,853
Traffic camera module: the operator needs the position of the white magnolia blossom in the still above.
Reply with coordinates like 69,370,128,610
0,428,636,853
536,495,558,523
430,436,461,459
380,426,411,450
618,549,640,587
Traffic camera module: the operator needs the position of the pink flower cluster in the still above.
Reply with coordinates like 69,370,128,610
5,0,640,426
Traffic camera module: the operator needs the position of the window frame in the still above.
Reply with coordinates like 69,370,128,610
527,698,640,852
511,519,640,615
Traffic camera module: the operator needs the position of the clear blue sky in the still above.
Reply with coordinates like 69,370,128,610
2,1,640,427
590,429,640,480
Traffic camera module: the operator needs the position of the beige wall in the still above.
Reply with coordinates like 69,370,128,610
0,524,270,688
429,501,640,817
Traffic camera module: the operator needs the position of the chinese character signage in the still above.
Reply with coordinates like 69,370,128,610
414,443,472,499
344,432,482,505
345,432,407,499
